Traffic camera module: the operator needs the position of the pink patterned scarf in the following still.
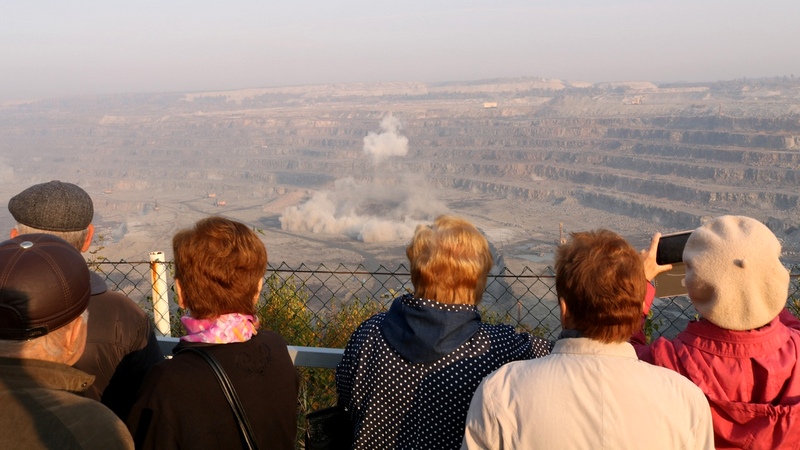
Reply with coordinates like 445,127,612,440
180,313,259,343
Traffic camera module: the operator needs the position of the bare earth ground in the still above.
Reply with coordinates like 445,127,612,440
20,185,668,273
0,182,653,271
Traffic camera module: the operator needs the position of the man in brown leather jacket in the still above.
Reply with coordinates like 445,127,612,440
0,234,134,449
7,180,163,420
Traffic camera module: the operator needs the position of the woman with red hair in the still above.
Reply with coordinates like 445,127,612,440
127,217,298,450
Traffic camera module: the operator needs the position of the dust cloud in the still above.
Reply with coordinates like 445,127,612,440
280,116,446,242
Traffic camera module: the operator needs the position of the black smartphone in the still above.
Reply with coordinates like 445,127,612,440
655,231,692,265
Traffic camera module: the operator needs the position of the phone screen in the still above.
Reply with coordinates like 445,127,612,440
655,231,692,265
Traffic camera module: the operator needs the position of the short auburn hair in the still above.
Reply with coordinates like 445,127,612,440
407,215,493,305
173,216,267,319
555,229,645,343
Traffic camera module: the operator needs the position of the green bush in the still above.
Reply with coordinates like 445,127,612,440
258,274,316,346
643,310,663,344
256,273,385,447
789,299,800,318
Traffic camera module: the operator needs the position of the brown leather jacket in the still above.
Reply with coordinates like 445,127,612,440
72,272,164,420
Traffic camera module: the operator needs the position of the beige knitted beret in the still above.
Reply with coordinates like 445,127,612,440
683,215,789,331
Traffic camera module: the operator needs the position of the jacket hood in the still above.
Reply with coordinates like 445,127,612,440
380,295,481,364
677,316,800,449
711,397,800,449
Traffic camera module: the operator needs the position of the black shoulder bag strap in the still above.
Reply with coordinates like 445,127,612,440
176,346,259,450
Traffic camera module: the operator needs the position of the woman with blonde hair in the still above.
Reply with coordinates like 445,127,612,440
336,215,550,450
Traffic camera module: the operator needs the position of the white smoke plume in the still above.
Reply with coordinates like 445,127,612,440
363,115,408,163
280,115,447,242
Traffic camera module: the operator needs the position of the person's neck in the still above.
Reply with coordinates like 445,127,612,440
557,329,584,339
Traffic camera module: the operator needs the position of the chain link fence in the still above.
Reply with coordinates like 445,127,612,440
94,260,800,344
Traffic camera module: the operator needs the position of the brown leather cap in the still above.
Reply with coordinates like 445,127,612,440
0,234,91,340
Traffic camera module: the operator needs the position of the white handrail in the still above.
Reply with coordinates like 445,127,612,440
156,337,344,368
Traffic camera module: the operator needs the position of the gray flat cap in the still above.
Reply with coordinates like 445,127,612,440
8,181,94,232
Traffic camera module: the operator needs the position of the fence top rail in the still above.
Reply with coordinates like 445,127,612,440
89,259,800,277
93,260,558,278
156,337,344,368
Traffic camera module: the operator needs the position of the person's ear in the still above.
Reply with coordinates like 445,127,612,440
253,278,264,305
9,228,18,239
559,297,572,329
63,315,88,365
80,224,95,252
174,279,186,310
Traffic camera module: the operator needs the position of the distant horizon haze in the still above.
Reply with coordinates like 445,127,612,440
2,0,799,102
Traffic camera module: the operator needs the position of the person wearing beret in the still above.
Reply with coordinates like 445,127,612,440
0,234,134,449
634,216,800,449
7,180,163,421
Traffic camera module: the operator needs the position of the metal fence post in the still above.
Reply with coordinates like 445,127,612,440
149,251,171,336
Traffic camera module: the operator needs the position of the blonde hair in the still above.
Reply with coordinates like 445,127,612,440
406,215,493,305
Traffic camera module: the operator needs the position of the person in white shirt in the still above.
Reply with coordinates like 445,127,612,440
462,229,714,450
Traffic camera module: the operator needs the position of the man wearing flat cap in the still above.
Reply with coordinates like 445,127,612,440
635,215,800,449
7,180,163,421
0,234,134,449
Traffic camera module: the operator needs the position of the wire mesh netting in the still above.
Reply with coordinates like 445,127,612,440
95,260,800,345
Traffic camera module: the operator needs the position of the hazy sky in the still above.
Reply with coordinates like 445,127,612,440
2,0,798,102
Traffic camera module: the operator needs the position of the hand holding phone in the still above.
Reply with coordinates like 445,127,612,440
642,232,675,281
652,230,693,297
656,231,692,265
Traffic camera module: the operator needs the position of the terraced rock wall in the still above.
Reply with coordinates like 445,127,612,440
3,77,799,237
